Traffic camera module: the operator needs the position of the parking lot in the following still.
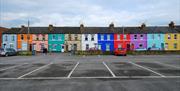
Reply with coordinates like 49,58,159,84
0,54,180,91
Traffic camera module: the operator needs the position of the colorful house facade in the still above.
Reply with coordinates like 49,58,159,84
0,27,8,48
2,34,17,50
48,34,65,52
147,34,165,50
98,33,114,51
114,33,131,50
32,34,48,52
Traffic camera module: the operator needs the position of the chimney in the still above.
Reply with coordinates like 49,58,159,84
80,23,84,33
20,25,26,32
48,24,54,31
109,22,114,31
169,21,175,29
140,23,146,30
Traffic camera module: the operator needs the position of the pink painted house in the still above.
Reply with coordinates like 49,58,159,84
32,34,48,52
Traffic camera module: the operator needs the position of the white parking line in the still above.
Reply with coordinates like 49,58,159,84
0,76,180,80
103,61,116,77
128,61,166,77
67,62,79,78
155,62,180,69
17,62,53,79
0,63,28,71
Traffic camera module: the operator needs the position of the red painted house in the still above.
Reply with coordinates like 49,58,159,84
114,33,131,50
0,27,8,48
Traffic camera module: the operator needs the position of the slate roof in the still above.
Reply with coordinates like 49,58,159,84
3,25,180,34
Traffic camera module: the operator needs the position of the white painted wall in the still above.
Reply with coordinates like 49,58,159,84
81,34,98,51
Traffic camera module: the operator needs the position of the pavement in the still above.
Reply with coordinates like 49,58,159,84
0,54,180,91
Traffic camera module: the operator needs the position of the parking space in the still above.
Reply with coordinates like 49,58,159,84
135,62,180,76
0,60,179,79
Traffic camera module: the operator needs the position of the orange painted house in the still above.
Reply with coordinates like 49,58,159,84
17,34,32,51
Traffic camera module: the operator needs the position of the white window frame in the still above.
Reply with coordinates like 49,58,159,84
101,35,104,40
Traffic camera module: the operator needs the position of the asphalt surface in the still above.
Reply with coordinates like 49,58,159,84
0,53,180,91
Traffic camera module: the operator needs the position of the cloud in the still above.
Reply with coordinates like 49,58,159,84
0,0,179,28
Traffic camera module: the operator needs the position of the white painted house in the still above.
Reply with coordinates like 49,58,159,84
81,34,98,51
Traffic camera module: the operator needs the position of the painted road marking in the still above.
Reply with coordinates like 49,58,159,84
67,62,79,78
103,61,116,77
0,76,180,80
17,62,53,79
155,62,180,69
0,63,28,71
128,61,166,77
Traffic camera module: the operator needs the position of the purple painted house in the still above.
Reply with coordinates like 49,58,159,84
128,24,147,50
130,34,147,50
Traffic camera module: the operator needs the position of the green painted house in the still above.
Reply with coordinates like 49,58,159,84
48,34,65,52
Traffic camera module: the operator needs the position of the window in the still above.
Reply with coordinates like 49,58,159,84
69,34,71,41
140,35,143,40
36,35,39,40
152,43,156,48
123,35,127,40
58,35,62,41
118,44,122,48
165,43,168,49
21,35,24,40
91,34,94,41
98,45,101,50
52,35,56,40
174,43,177,49
86,44,89,50
168,34,171,39
139,44,143,48
10,43,14,48
107,34,110,40
42,35,45,41
101,35,104,40
152,35,154,39
117,34,120,40
134,35,137,40
27,35,30,40
12,35,15,41
5,35,8,41
75,34,78,41
85,34,88,41
158,34,161,40
106,44,110,51
174,34,177,39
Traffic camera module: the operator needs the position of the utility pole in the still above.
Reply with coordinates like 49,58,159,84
27,20,30,51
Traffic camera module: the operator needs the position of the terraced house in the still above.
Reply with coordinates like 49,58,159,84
2,22,180,52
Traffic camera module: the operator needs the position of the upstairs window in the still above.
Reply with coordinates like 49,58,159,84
69,34,71,41
123,34,127,40
21,35,24,40
27,35,30,40
107,34,110,40
91,34,94,41
36,35,39,40
12,35,15,41
168,34,171,39
58,35,62,41
74,34,78,41
134,35,137,40
140,34,143,40
100,35,104,40
85,34,88,41
52,35,56,40
152,35,154,39
42,34,45,41
117,34,120,40
174,34,177,39
5,35,8,41
158,34,161,40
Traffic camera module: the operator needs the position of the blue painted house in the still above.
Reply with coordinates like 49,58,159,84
2,34,17,50
147,27,165,50
98,33,114,52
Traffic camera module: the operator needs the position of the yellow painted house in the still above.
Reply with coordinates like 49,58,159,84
165,33,180,50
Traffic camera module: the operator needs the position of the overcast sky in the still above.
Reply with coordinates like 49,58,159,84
0,0,180,28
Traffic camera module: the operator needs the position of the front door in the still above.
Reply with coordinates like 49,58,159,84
161,43,164,50
73,44,77,51
127,44,130,51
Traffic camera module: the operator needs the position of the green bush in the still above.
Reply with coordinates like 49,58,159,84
17,51,32,56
